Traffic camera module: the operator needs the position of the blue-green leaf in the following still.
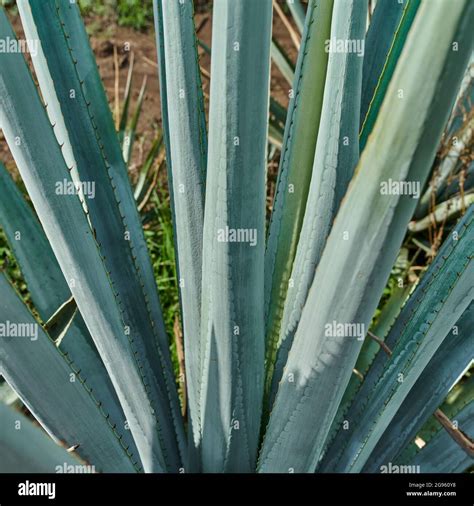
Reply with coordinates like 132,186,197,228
264,0,333,411
0,161,138,459
199,0,272,472
398,377,474,473
321,214,474,472
362,303,473,472
0,403,81,473
267,0,367,411
0,274,140,472
271,38,295,86
258,0,473,473
50,0,178,380
158,0,208,460
0,8,173,472
286,0,305,33
359,0,420,150
17,0,185,469
325,208,473,472
0,162,69,318
324,284,412,452
359,0,406,125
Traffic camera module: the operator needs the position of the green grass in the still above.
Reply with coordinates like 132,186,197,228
145,188,179,337
0,228,30,306
143,185,182,400
78,0,211,30
79,0,154,31
117,0,154,31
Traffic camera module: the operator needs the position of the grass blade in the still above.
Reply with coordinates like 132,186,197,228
122,75,147,165
133,133,163,201
119,51,135,143
416,116,474,218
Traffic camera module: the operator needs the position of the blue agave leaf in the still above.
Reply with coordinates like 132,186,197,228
199,0,272,472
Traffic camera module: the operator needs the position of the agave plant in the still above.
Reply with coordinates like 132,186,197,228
0,0,473,474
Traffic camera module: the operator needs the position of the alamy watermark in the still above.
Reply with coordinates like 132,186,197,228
380,179,421,199
325,37,364,57
217,226,257,247
55,179,96,199
0,36,39,57
0,321,38,341
18,481,55,500
324,321,366,341
380,463,421,474
55,463,96,473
